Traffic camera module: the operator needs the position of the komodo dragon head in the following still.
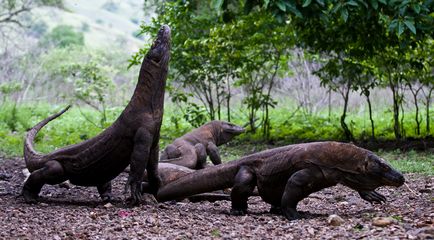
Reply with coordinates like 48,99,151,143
146,25,171,67
340,152,405,191
209,120,245,145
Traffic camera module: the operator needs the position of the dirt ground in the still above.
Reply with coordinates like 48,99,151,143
0,157,432,239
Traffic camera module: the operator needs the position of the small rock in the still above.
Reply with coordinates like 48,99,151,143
327,214,345,226
0,172,12,181
104,203,113,208
89,212,97,220
307,227,315,235
372,217,395,227
146,216,156,224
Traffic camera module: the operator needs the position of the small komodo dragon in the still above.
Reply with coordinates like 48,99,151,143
160,120,244,169
22,25,171,204
157,141,405,220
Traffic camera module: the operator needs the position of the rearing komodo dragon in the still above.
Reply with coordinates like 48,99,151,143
157,142,405,220
160,120,244,169
22,25,171,205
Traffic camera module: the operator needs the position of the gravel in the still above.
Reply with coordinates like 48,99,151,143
0,157,432,239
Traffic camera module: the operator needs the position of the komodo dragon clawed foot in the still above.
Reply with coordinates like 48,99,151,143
230,208,247,216
125,193,157,206
269,205,282,214
359,190,387,203
282,207,302,220
21,186,39,204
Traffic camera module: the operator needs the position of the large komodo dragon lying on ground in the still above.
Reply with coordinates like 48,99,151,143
141,162,230,202
160,120,245,169
157,141,405,220
22,25,171,204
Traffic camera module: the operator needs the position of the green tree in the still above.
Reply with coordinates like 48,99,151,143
63,61,115,128
41,25,84,48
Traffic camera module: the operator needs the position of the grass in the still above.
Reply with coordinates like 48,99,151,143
379,150,434,175
0,102,433,176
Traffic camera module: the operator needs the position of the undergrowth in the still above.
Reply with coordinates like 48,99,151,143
0,102,433,175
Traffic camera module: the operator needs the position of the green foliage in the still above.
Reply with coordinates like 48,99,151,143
226,0,434,38
39,45,133,128
183,102,208,127
380,150,434,175
63,61,115,128
0,82,22,101
41,25,84,48
133,1,292,135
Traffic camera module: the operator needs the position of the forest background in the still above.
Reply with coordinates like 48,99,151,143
0,0,433,175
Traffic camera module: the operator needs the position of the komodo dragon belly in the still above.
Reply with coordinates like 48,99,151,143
256,173,288,206
65,138,134,186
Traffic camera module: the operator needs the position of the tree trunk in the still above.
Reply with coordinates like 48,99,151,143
226,75,231,122
328,88,332,120
408,84,422,136
389,78,401,140
426,87,433,136
363,89,375,141
215,81,221,120
340,83,354,141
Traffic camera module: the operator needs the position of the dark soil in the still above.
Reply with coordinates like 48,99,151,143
0,157,432,239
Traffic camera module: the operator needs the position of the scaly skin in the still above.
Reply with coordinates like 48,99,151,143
160,120,244,169
157,141,405,220
140,163,230,202
22,25,171,205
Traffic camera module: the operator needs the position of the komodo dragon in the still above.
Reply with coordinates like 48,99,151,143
156,141,405,220
22,25,171,205
160,120,244,169
140,162,231,202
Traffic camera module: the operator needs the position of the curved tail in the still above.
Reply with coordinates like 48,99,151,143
156,160,241,202
24,105,71,172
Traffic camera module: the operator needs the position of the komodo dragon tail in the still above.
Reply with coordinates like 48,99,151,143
157,160,242,202
24,105,71,172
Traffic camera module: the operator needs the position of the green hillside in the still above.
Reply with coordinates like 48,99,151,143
31,0,153,50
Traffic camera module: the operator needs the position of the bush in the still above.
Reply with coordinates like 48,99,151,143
40,25,84,48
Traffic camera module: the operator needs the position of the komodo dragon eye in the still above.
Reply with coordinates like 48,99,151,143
381,163,391,172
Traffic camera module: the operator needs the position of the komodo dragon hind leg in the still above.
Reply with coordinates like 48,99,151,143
194,143,207,169
230,166,256,216
22,160,66,203
281,168,333,220
97,182,112,202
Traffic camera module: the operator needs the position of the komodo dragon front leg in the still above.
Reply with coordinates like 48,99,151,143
358,190,387,203
127,128,162,205
194,143,207,169
206,142,222,165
